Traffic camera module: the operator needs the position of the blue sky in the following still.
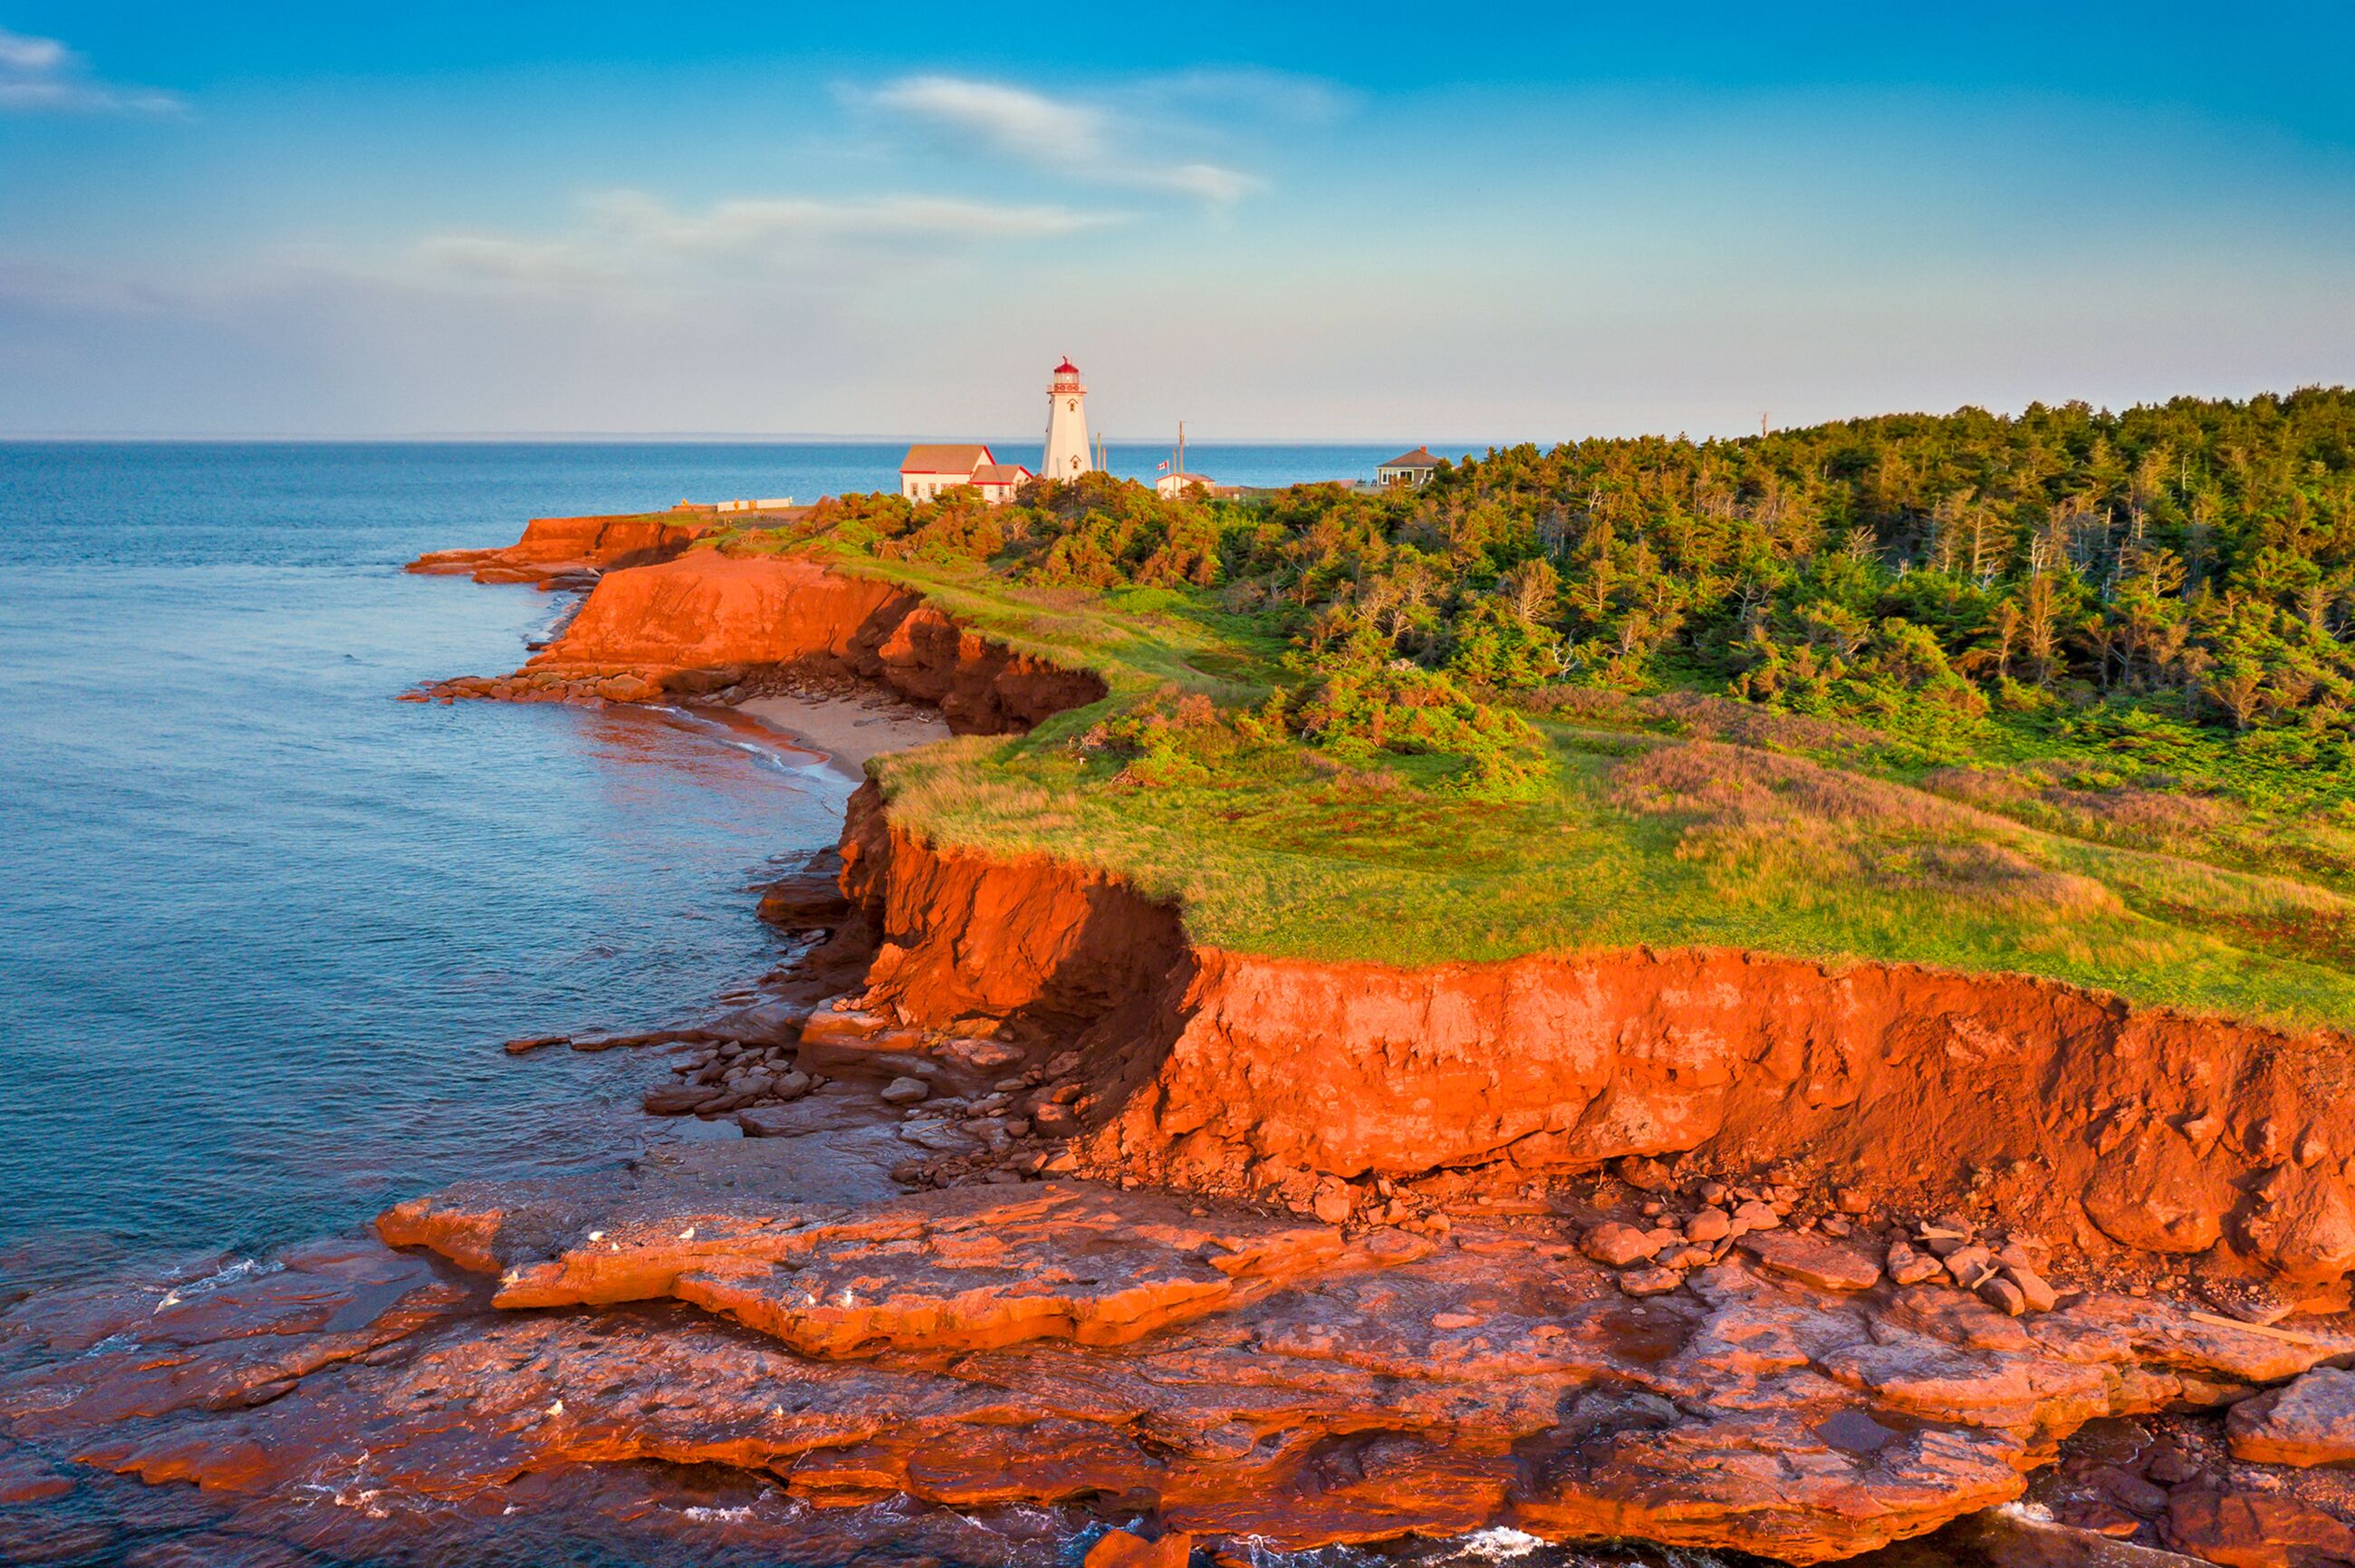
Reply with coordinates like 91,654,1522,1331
3,2,2350,438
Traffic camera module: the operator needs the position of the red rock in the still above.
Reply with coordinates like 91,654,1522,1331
2230,1368,2355,1467
1943,1244,1995,1286
380,1167,1427,1354
1581,1223,1663,1267
1312,1178,1354,1226
2084,1125,2231,1255
2167,1488,2355,1568
2005,1264,2061,1313
1685,1207,1732,1242
1617,1265,1684,1297
1085,1528,1193,1568
2242,1168,2355,1284
1885,1241,1942,1286
18,1181,2355,1568
1617,1156,1677,1192
1736,1230,1881,1292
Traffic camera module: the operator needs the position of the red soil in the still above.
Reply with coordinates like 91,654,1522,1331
406,509,718,585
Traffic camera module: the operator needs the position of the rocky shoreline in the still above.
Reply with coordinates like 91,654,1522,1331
11,524,2355,1567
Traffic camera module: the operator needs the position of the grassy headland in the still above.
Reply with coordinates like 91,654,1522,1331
713,390,2355,1032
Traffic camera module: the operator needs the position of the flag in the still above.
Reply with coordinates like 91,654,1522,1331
1157,460,1169,471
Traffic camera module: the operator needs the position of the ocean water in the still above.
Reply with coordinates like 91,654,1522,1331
0,440,1405,1281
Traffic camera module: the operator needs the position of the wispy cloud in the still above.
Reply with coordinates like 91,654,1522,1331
391,187,1118,293
1141,66,1358,126
868,74,1261,207
582,189,1113,248
0,28,180,114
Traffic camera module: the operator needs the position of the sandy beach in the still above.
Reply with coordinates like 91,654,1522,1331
736,689,953,775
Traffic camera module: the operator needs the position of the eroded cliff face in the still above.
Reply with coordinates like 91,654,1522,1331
417,549,1106,732
407,510,716,585
831,790,2355,1307
835,780,1185,1024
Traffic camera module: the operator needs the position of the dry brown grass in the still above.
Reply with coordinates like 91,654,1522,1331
1524,688,1891,762
1607,742,2125,915
1925,760,2235,853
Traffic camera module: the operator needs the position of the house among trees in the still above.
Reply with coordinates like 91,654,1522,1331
899,444,1033,505
1377,447,1442,487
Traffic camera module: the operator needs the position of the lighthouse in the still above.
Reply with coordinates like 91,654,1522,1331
1043,358,1094,482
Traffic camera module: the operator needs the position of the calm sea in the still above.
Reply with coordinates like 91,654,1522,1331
0,440,1406,1285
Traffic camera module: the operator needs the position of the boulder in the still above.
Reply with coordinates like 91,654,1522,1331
937,1036,1025,1070
2167,1488,2355,1568
2229,1368,2355,1467
1736,1230,1881,1293
1581,1223,1664,1267
2004,1264,2061,1313
1686,1207,1733,1243
2242,1169,2355,1284
1616,1265,1684,1297
1886,1240,1944,1286
1942,1244,1995,1287
1312,1178,1355,1226
880,1077,930,1106
1085,1529,1193,1568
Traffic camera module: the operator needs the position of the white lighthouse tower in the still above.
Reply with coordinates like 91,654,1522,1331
1043,358,1094,482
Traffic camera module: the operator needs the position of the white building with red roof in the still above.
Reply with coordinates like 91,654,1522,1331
1378,447,1442,487
898,443,1032,505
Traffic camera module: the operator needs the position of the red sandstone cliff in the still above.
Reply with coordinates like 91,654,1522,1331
407,509,723,585
421,548,1105,731
831,783,2355,1306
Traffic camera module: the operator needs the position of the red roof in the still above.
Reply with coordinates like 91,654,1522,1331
899,442,994,475
1053,358,1080,375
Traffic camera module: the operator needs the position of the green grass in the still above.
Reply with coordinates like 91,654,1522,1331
720,528,1290,703
873,718,2355,1033
705,533,2355,1034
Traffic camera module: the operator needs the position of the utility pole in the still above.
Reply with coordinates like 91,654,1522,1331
1761,412,1770,438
